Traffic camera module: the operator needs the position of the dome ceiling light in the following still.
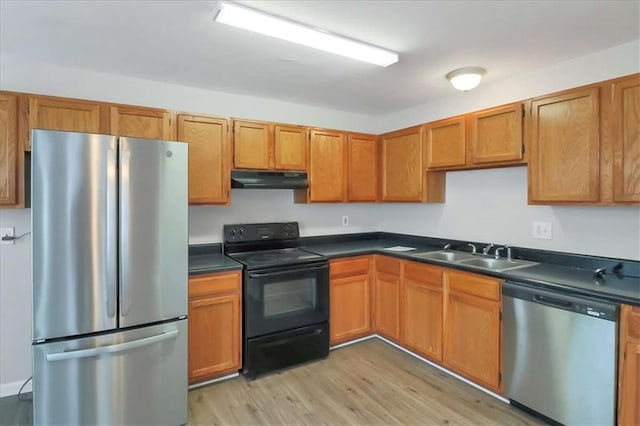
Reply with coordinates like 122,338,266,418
446,67,486,91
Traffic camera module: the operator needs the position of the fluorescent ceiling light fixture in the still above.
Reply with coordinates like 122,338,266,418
214,1,399,67
446,67,486,91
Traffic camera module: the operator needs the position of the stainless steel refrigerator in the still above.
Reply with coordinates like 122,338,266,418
31,130,188,425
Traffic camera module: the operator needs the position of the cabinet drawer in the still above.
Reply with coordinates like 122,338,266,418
446,270,501,301
189,271,241,298
330,256,371,278
375,255,401,276
404,261,442,288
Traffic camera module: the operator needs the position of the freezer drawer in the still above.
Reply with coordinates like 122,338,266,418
33,320,187,426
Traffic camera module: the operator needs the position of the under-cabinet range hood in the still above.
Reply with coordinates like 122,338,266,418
231,170,308,189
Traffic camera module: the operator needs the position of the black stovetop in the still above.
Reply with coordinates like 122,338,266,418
226,247,326,269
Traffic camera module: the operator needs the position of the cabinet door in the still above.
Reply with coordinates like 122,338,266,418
188,293,240,383
233,120,270,169
444,291,501,391
330,274,371,345
176,114,229,205
425,117,466,168
308,129,345,202
618,305,640,425
347,133,378,201
402,262,443,361
374,271,401,342
111,106,172,140
612,76,640,203
274,125,306,171
0,93,18,205
380,127,423,201
470,103,523,164
529,88,600,203
27,96,105,150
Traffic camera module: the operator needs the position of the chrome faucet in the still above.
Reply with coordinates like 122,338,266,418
494,247,504,259
467,243,477,254
482,243,494,256
506,245,512,261
443,243,452,250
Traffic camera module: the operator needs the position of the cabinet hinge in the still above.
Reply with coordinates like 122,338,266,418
521,144,525,154
522,108,525,118
499,311,502,321
499,372,502,383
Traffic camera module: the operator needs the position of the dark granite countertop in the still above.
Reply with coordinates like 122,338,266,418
302,233,640,306
188,243,242,275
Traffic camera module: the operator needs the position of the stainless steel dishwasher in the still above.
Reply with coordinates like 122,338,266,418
503,282,618,426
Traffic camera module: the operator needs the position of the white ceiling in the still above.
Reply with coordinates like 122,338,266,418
1,0,638,115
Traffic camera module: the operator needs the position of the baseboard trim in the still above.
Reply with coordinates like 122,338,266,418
188,372,239,390
374,335,509,403
330,334,377,350
0,379,32,398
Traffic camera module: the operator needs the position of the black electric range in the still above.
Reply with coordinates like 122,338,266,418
223,222,330,379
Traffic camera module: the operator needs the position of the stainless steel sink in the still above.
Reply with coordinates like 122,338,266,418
457,257,537,272
412,250,477,262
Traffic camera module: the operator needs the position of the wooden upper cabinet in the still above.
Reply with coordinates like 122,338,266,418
347,133,378,201
611,76,640,203
176,114,230,205
529,87,600,203
426,117,466,168
443,270,502,392
308,129,345,202
380,127,424,202
233,120,270,169
110,105,172,140
274,125,306,171
470,103,524,164
402,261,443,362
0,93,18,205
618,304,640,425
26,96,107,150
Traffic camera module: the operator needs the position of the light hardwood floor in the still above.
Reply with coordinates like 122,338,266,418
189,339,542,425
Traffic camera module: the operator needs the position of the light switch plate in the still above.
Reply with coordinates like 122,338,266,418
0,227,15,245
532,221,552,239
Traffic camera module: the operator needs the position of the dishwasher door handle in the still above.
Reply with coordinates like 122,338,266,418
533,294,573,308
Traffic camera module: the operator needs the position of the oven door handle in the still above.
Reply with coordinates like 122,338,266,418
248,264,328,278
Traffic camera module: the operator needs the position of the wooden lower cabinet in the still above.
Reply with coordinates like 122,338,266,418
618,304,640,425
373,256,401,342
402,261,443,362
188,271,242,384
443,270,502,392
329,256,372,345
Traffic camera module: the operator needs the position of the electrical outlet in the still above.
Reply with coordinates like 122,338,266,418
342,216,349,227
532,221,552,239
0,227,15,245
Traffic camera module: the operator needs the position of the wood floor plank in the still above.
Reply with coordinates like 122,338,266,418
188,339,542,426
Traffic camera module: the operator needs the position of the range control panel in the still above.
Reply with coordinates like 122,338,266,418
224,222,300,242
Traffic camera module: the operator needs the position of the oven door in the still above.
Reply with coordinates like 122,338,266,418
245,261,329,338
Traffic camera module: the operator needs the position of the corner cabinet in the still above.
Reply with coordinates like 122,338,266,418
0,93,19,205
402,261,443,362
380,126,445,203
373,256,402,342
188,271,242,384
618,304,640,425
176,114,230,205
443,270,502,392
329,256,373,345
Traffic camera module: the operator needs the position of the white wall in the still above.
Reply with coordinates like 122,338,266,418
1,41,640,394
379,167,640,260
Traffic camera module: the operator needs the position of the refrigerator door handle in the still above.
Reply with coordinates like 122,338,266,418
106,146,117,318
119,147,131,317
45,329,179,362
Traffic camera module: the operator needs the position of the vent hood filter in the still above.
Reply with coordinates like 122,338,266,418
231,170,308,189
